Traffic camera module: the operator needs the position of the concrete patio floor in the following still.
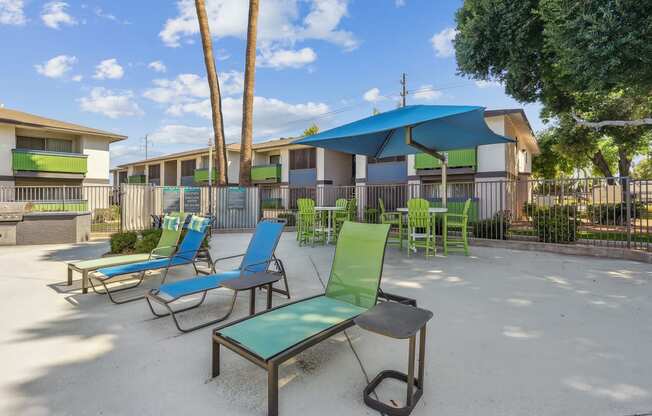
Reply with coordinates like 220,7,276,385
1,232,651,416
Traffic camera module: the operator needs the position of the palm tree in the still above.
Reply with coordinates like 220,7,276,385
238,0,260,186
195,0,228,185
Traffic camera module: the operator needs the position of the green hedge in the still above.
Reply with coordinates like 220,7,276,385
472,211,511,240
532,206,579,244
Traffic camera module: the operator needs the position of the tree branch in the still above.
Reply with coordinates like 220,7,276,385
572,113,652,130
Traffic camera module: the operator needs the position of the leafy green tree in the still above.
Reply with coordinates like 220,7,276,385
454,0,652,176
302,123,319,136
633,158,652,179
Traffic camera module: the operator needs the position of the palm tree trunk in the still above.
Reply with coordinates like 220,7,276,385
195,0,228,186
238,0,260,186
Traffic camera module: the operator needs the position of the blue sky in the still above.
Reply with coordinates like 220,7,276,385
0,0,544,167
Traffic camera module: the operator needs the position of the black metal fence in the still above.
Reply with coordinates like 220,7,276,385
0,178,649,252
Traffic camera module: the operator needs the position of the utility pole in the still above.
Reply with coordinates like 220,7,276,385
144,134,149,160
400,73,407,107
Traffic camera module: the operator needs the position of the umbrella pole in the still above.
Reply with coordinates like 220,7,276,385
442,159,447,208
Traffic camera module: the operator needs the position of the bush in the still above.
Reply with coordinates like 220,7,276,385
110,231,138,254
261,198,283,209
276,212,296,226
94,205,120,223
586,202,644,225
532,206,579,243
134,229,162,254
472,211,511,240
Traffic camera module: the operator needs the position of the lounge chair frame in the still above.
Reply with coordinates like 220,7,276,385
145,218,289,332
211,224,397,416
145,255,288,332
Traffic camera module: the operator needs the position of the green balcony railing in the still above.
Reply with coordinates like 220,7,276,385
414,148,477,170
12,149,88,174
251,164,282,182
128,174,146,184
194,168,217,182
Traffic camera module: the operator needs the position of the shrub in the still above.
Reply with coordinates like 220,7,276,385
586,202,644,225
532,206,579,243
364,208,378,224
472,211,511,240
94,205,120,223
276,212,296,226
261,198,283,209
110,231,138,254
134,229,162,254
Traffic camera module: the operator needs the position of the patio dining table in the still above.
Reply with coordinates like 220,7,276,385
315,206,345,244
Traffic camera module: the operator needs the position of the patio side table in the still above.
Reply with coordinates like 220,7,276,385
220,272,283,315
354,301,434,416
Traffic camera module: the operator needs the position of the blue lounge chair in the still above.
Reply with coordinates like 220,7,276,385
145,219,289,332
89,216,213,304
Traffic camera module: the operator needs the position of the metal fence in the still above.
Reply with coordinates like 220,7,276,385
0,178,649,252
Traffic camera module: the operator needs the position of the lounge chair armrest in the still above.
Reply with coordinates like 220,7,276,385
444,213,467,218
149,245,177,259
212,253,246,267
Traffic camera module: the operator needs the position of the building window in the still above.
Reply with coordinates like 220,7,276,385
290,148,315,170
201,155,210,169
367,156,405,164
269,155,280,165
181,159,196,177
16,136,73,153
148,164,160,180
118,171,128,184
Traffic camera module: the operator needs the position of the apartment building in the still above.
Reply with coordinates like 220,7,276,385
112,108,538,190
0,107,125,187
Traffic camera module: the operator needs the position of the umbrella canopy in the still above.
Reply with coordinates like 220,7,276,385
295,105,513,158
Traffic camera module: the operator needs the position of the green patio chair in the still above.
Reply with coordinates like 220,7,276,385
297,198,325,246
379,198,405,249
443,198,471,256
407,198,435,256
67,212,188,293
331,198,348,241
211,221,391,416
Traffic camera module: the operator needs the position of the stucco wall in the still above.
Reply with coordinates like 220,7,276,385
478,116,507,173
227,150,240,183
0,124,16,177
81,135,110,183
323,149,352,185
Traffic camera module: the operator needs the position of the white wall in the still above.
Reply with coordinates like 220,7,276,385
280,149,290,183
0,125,16,177
227,150,239,183
81,135,111,182
478,116,507,173
355,155,367,180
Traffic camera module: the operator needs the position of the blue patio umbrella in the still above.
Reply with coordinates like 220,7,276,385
295,105,514,206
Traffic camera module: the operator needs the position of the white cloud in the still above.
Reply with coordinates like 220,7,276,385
35,55,77,78
79,87,143,118
412,84,443,102
258,47,317,69
0,0,26,25
362,87,384,102
475,80,502,89
41,2,76,29
149,124,212,145
148,60,167,73
160,0,357,51
143,72,243,104
93,58,124,79
430,27,458,58
167,96,329,139
395,0,406,7
72,74,83,82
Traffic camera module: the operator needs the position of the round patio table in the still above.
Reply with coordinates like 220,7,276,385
397,207,448,253
315,206,345,244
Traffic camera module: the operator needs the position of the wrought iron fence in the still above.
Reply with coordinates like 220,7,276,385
0,178,649,251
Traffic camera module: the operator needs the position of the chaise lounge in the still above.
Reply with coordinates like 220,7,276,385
211,221,391,416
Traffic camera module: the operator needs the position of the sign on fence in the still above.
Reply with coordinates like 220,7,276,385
183,187,201,213
227,187,246,209
162,186,180,212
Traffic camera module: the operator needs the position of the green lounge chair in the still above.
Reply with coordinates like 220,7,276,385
212,221,391,416
379,198,405,248
67,212,188,293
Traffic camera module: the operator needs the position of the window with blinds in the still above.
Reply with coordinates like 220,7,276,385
16,136,73,153
290,148,316,169
148,164,161,179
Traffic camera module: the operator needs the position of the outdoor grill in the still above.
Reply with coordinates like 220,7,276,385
0,202,27,245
